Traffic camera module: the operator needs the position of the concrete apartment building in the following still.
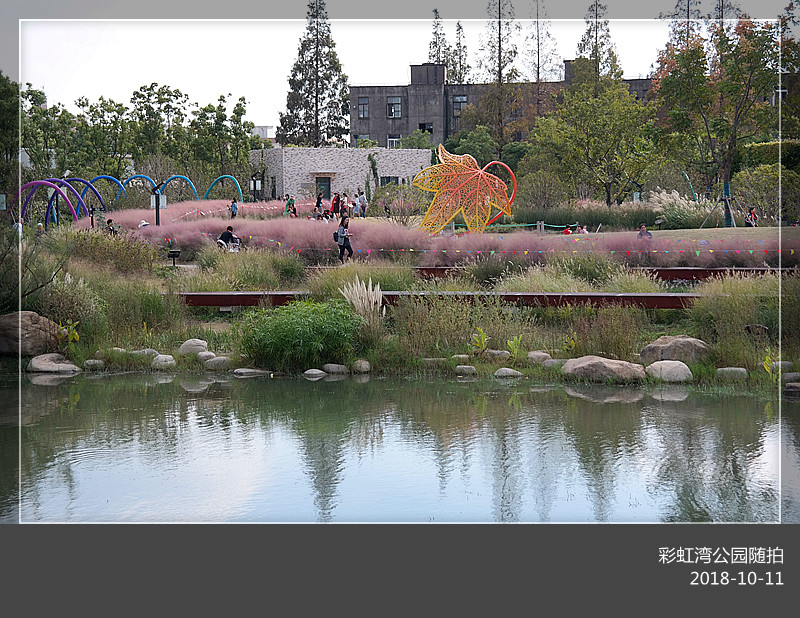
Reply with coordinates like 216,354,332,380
348,61,653,149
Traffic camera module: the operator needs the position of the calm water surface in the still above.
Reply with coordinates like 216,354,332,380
1,372,794,523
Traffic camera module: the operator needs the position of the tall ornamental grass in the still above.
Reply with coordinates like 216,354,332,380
233,300,362,371
690,273,780,369
305,262,418,300
187,247,306,291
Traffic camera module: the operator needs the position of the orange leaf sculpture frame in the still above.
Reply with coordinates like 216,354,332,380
412,144,517,234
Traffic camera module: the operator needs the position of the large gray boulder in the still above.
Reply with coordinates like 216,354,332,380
645,360,694,382
177,338,208,356
234,368,269,378
527,350,552,365
639,335,711,366
716,367,748,381
562,355,646,383
486,349,511,361
205,356,232,371
322,363,349,374
455,365,477,375
151,354,176,369
303,369,327,380
494,367,523,378
352,359,371,374
27,352,82,373
0,311,60,356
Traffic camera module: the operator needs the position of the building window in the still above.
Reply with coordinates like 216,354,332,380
419,123,433,133
387,96,402,118
380,176,400,187
354,134,370,147
387,134,400,148
358,97,369,119
453,95,467,116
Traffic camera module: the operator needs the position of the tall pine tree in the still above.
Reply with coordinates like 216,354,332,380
277,0,349,147
449,21,472,83
477,0,521,158
576,1,622,85
428,9,451,64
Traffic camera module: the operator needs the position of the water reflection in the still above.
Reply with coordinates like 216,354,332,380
0,373,790,523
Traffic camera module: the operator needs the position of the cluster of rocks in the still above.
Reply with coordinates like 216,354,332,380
5,311,798,390
303,360,372,381
423,334,799,387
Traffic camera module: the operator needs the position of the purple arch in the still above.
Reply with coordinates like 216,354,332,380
44,179,90,218
12,181,78,229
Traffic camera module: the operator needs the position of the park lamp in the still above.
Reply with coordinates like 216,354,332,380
151,181,166,226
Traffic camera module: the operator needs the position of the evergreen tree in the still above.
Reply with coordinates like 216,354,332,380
477,0,521,158
524,0,562,116
276,0,349,147
428,9,451,65
576,1,622,85
658,0,704,47
449,21,472,84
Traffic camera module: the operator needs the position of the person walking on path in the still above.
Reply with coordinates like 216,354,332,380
357,190,368,218
331,192,341,216
229,199,238,219
337,214,354,264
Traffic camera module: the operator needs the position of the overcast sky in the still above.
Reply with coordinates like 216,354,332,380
12,0,793,130
15,18,692,129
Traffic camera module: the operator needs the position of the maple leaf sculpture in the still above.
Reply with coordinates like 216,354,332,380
412,144,517,234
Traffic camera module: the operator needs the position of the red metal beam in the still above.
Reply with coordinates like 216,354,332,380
177,290,702,309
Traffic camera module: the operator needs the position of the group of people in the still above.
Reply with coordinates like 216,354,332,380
562,224,590,235
308,190,369,220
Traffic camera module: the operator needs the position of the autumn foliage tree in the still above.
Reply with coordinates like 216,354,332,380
651,18,780,199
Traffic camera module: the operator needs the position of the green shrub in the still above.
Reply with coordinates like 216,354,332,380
731,164,800,223
232,300,362,371
33,274,109,346
516,169,569,210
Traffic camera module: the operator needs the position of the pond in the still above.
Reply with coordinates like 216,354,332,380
1,373,796,523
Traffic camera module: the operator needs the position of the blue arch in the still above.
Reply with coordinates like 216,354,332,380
162,174,200,200
203,175,243,201
114,174,158,205
82,175,128,209
14,181,78,229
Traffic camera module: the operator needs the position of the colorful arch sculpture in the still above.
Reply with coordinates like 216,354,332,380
82,175,128,208
13,181,79,228
65,178,107,213
42,179,90,220
203,175,243,201
412,144,517,235
114,174,158,205
161,174,200,200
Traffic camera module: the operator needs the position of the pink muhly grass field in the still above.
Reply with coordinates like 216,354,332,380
68,199,790,267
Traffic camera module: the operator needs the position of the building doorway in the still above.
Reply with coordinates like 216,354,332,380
315,177,331,200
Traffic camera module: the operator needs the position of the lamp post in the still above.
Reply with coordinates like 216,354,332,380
151,181,165,226
250,173,261,202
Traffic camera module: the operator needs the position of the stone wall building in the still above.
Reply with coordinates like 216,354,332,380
249,146,432,202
